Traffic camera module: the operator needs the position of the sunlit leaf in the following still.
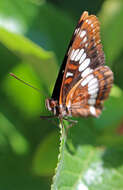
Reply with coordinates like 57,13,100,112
51,86,123,189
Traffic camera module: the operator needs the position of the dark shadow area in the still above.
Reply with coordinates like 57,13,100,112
102,147,123,168
46,0,104,18
65,118,123,169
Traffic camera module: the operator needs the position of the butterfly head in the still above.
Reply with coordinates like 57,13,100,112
45,98,70,117
45,98,59,116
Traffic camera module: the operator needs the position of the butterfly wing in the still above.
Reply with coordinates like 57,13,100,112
51,12,85,101
59,11,105,107
66,65,113,117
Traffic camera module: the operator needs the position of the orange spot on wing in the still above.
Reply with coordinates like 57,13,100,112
64,77,72,84
68,63,78,70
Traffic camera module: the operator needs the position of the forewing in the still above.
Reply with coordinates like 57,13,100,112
59,11,105,105
66,66,113,117
51,11,86,101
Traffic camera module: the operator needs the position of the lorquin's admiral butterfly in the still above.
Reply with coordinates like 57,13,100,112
10,11,113,126
45,11,113,123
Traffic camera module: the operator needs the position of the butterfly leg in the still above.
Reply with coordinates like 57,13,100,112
40,115,57,119
63,118,78,125
68,122,77,129
63,118,78,135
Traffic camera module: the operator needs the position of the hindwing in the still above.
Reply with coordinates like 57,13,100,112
66,66,113,117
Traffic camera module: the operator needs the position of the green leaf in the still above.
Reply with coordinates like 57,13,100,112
51,86,123,190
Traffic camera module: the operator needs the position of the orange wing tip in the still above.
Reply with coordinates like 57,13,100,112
79,12,100,42
80,11,99,23
80,11,88,22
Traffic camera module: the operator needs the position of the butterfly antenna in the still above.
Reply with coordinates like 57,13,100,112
10,73,42,94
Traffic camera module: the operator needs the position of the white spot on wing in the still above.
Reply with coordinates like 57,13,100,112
81,74,94,86
74,28,79,34
88,88,98,95
79,58,90,72
66,72,73,78
88,83,98,91
71,49,79,61
88,98,96,105
86,19,91,24
83,36,87,43
80,30,86,38
75,48,84,61
90,106,96,115
81,67,93,78
86,19,89,23
88,78,98,87
90,94,97,99
79,53,86,64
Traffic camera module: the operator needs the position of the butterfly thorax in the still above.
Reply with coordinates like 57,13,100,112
45,98,70,117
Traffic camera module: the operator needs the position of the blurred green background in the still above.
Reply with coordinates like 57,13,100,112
0,0,123,189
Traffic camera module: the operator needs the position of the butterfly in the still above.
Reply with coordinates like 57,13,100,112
10,11,113,126
43,11,113,125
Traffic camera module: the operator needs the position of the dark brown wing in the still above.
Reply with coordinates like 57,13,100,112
59,11,105,106
66,66,113,117
51,11,85,101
